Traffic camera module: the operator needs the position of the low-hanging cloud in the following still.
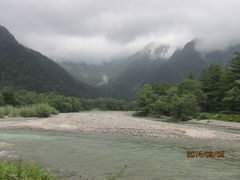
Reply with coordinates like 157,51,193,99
0,0,240,64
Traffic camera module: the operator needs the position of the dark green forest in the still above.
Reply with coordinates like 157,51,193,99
135,52,240,121
0,87,136,118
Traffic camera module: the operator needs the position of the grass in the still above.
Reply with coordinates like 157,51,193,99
0,159,58,180
198,112,240,122
106,165,128,180
0,158,127,180
0,104,59,118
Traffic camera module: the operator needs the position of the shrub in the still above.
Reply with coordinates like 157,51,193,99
8,108,20,117
0,93,4,106
198,112,240,122
0,159,57,180
18,104,58,118
197,113,209,119
3,105,15,116
0,107,4,118
34,104,59,117
19,106,36,117
1,87,19,106
152,99,169,116
171,94,200,121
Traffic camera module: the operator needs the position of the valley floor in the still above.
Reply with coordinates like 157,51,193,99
0,111,239,141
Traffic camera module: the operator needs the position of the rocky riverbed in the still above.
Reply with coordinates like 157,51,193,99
0,111,239,141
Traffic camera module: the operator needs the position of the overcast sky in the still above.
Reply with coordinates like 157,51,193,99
0,0,240,64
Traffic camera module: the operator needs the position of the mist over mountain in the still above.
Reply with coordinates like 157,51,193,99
59,39,240,98
0,25,96,97
2,0,240,64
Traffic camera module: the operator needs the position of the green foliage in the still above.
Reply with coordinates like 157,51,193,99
106,165,128,180
135,81,200,120
0,104,59,118
187,72,194,80
46,93,82,113
0,92,4,106
152,99,169,116
136,85,160,115
1,87,19,106
16,90,43,106
223,87,240,111
34,104,59,117
198,112,240,122
171,93,200,120
0,87,135,118
0,107,4,118
229,52,240,76
200,64,222,111
0,159,57,180
18,106,37,117
177,79,206,106
81,98,134,111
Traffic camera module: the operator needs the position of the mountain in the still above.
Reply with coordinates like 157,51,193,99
0,25,96,97
148,41,240,83
59,40,240,99
59,43,173,98
59,55,138,88
111,43,172,98
147,41,208,83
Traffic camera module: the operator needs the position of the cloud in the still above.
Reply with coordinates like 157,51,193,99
97,75,109,86
0,0,240,63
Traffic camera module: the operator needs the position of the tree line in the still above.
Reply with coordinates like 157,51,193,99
135,52,240,120
0,87,136,118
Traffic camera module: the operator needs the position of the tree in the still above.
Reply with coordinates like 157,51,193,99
152,97,170,116
136,84,160,115
1,87,19,106
229,52,240,75
171,93,200,120
177,79,206,107
220,52,240,112
151,82,172,96
223,87,240,112
200,64,222,111
187,72,194,80
0,92,4,106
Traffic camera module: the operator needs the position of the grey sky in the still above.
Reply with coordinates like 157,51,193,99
0,0,240,64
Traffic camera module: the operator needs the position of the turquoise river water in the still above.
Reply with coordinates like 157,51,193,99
0,124,240,180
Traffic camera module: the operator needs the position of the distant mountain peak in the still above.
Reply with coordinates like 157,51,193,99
140,42,177,60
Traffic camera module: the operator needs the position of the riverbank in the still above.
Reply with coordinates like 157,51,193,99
189,119,240,129
0,111,239,141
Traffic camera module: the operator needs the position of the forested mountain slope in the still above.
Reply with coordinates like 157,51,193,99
0,25,96,97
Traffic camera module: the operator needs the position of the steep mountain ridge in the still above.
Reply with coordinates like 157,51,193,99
0,25,96,97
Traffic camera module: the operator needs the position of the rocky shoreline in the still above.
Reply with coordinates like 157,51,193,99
0,111,239,141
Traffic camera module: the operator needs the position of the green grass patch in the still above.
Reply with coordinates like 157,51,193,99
0,159,58,180
198,112,240,122
106,165,128,180
0,104,59,118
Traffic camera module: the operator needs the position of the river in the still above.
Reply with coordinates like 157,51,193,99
0,126,240,180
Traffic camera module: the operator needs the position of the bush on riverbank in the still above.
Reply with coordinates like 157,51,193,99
0,104,59,118
0,159,57,180
135,81,201,120
198,113,240,122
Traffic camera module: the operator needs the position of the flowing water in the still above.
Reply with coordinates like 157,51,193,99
0,125,240,180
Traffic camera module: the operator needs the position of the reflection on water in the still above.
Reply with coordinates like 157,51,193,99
0,129,240,180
